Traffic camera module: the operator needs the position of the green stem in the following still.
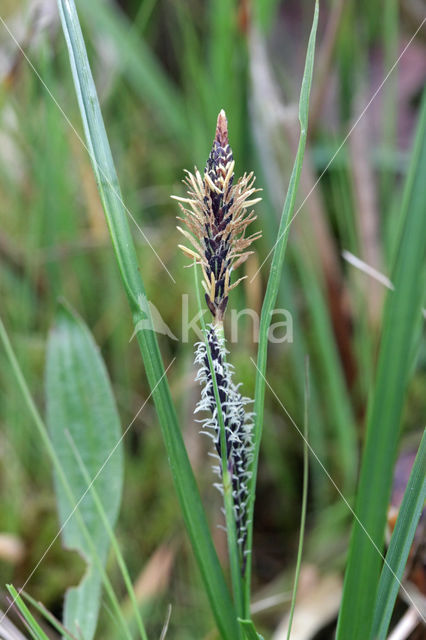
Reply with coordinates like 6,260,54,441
286,358,310,639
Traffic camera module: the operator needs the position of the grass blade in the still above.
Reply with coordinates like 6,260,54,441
336,91,426,639
293,250,357,491
5,586,50,640
57,2,238,637
244,1,319,614
371,430,426,638
21,591,77,640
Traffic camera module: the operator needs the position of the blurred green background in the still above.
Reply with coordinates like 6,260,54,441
0,1,424,638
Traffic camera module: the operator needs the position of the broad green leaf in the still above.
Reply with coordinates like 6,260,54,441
57,2,238,637
46,301,123,639
0,314,131,640
371,430,426,638
63,570,102,640
336,92,426,639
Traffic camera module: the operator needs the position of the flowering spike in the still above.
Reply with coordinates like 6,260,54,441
175,111,259,576
194,325,254,571
173,109,262,322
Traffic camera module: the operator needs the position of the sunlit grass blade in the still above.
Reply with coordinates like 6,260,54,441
57,2,238,637
371,429,426,639
336,92,426,639
244,0,319,614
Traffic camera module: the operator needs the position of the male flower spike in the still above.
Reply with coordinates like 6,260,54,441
172,109,261,323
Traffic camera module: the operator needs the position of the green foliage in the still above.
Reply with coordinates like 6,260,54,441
0,0,424,637
46,301,124,639
239,617,265,640
336,91,426,639
57,1,238,636
6,585,52,640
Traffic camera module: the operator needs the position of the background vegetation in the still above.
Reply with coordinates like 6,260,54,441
0,1,424,638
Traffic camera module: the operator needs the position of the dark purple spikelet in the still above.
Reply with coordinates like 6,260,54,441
173,109,261,322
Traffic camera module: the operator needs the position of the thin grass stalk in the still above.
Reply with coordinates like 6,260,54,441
286,358,310,640
244,1,319,614
6,586,49,640
21,592,78,640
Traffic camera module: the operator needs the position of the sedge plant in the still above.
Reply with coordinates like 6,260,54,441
2,0,425,639
2,0,318,637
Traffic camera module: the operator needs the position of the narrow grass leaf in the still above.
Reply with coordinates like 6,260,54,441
244,1,319,613
6,586,50,640
46,301,123,639
57,2,238,637
371,429,426,639
336,92,426,639
21,591,77,640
